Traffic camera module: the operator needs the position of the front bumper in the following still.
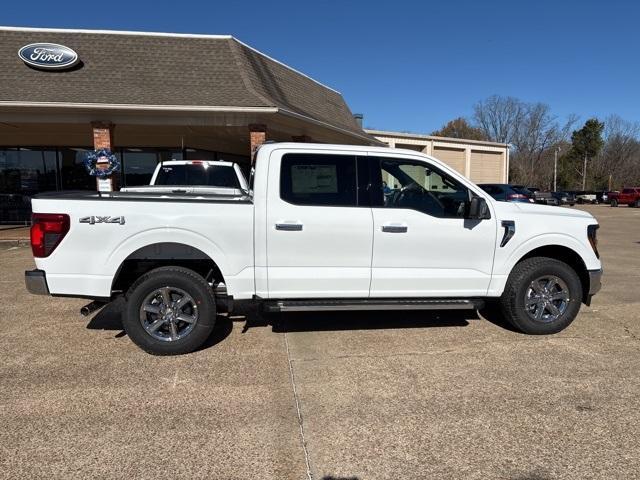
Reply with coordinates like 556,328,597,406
585,268,603,305
25,269,50,295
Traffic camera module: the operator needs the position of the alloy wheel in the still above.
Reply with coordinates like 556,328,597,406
139,286,199,341
524,275,570,323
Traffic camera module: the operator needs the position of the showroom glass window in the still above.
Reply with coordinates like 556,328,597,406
370,157,470,218
280,153,364,207
0,148,58,224
58,147,95,190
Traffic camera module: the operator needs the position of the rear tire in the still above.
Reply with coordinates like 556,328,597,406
123,266,216,355
500,257,582,335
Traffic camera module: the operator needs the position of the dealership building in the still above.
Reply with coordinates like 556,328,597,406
0,26,508,224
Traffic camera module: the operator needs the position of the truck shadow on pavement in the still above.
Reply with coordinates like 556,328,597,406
236,303,480,334
85,297,233,350
84,298,514,350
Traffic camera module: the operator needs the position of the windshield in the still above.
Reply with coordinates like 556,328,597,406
155,164,240,188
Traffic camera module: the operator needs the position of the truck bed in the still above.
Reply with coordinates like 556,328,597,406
34,190,252,203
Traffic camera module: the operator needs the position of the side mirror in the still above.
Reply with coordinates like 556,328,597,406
467,196,491,220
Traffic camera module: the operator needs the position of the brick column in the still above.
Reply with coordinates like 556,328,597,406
249,124,267,166
91,122,117,191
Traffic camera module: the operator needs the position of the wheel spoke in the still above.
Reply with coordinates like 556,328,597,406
160,287,172,306
143,304,161,315
535,301,546,320
531,281,544,294
177,313,196,324
546,301,561,317
168,321,179,340
526,297,539,306
174,295,189,310
146,318,165,333
545,277,558,293
550,292,569,301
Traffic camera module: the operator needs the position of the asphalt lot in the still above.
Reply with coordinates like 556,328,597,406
0,205,638,480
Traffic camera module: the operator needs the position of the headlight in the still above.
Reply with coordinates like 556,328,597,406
587,224,599,258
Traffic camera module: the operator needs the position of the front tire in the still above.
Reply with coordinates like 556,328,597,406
123,266,216,355
500,257,582,335
611,199,618,207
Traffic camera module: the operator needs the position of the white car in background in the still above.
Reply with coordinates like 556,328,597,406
120,160,249,195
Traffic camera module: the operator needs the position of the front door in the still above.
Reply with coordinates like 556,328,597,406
369,155,496,297
266,149,372,298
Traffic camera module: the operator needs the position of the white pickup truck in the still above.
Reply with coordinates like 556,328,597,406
119,160,249,196
26,143,602,355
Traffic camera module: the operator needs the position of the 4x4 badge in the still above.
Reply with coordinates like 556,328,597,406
79,216,125,225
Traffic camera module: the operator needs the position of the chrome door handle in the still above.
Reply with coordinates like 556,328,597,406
275,223,303,231
382,225,408,233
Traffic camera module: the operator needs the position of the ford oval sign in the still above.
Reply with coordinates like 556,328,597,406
18,43,79,70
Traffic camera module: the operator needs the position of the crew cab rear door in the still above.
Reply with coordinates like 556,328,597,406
265,149,372,298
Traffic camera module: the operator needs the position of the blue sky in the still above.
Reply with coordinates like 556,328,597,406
3,0,639,133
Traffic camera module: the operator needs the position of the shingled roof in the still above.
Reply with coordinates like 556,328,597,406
0,27,369,140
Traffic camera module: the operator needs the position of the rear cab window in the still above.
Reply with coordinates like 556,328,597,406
280,153,368,207
155,163,240,188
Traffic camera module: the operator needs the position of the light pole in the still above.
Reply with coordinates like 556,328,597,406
553,146,561,192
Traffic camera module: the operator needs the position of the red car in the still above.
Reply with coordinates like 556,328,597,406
609,187,640,207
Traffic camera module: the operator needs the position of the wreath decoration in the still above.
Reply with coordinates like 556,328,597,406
83,148,120,178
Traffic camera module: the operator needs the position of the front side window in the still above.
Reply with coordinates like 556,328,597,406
372,157,470,218
280,154,358,206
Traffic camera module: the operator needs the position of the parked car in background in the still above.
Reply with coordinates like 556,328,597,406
530,190,559,206
120,160,249,195
551,191,576,206
478,184,535,203
596,191,609,204
609,187,640,207
571,191,598,204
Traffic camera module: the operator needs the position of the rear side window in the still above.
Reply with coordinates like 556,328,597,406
280,154,358,206
155,164,240,188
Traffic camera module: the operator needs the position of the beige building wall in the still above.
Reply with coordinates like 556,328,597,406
366,129,509,184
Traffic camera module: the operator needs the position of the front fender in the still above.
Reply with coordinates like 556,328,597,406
500,233,598,276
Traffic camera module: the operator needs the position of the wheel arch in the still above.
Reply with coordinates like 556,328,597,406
514,245,590,303
111,242,226,295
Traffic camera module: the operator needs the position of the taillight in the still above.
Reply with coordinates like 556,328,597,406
30,213,70,258
507,193,528,201
587,224,600,258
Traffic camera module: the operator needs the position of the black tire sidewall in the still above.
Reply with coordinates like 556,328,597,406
502,258,582,335
124,267,216,355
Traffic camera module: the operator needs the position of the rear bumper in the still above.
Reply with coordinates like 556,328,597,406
25,269,50,295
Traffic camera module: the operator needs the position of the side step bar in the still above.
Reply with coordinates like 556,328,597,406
263,298,485,313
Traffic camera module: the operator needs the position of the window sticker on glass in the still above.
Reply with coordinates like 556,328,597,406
291,165,338,194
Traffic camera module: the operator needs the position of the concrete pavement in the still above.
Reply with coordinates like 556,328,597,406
0,205,638,479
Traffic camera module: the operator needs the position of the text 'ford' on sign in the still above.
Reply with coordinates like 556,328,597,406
18,43,79,70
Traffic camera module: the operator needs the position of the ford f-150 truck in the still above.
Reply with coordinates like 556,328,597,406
25,143,602,355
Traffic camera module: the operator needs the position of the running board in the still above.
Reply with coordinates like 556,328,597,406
263,298,484,313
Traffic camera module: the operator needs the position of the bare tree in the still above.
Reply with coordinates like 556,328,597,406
595,115,640,189
473,95,525,144
474,95,578,187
